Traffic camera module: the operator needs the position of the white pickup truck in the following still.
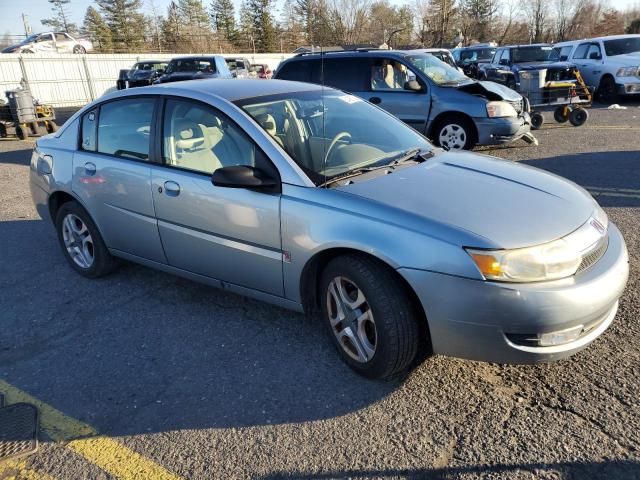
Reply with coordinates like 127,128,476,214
555,34,640,103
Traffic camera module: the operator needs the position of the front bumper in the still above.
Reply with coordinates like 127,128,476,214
616,78,640,95
399,223,629,364
474,114,531,146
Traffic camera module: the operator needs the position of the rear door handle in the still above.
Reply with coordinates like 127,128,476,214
84,162,96,176
163,180,180,197
369,97,381,105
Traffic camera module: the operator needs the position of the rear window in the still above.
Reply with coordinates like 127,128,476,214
322,58,370,91
166,59,216,74
80,108,98,152
276,61,313,82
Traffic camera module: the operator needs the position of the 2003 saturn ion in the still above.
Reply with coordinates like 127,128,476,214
30,79,629,379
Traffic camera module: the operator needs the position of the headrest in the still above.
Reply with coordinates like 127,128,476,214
174,119,204,150
257,113,277,136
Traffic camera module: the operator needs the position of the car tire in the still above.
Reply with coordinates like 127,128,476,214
45,121,59,134
568,107,588,127
55,201,117,278
73,45,86,54
320,254,421,379
15,124,29,140
30,122,47,136
433,115,476,150
0,123,7,138
530,112,544,130
553,106,569,123
598,75,617,104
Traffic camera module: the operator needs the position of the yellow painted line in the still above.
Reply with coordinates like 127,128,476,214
0,380,182,480
0,458,55,480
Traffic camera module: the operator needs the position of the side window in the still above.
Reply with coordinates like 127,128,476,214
492,49,502,62
371,59,412,91
276,61,311,82
97,98,155,160
558,46,573,61
573,43,590,59
586,43,602,59
163,99,274,176
80,108,98,152
55,33,66,41
322,58,369,91
500,49,510,63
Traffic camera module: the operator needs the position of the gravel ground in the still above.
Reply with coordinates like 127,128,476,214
0,102,638,479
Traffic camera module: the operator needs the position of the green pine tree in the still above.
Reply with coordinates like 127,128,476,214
248,0,276,52
42,0,78,34
96,0,147,53
210,0,237,44
81,6,112,52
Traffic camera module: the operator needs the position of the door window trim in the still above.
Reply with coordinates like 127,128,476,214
156,95,282,186
77,94,162,165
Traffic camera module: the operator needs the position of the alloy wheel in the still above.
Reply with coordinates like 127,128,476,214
326,276,377,363
61,213,94,269
439,124,467,150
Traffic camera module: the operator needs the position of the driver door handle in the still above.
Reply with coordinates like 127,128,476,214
369,97,381,105
84,162,96,176
163,180,180,197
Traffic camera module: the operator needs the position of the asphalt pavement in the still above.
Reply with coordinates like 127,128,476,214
0,102,638,479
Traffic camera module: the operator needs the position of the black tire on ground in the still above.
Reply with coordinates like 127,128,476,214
30,122,47,136
433,114,477,150
55,201,118,279
598,75,618,104
73,45,86,54
0,123,7,138
15,124,29,140
530,112,544,130
553,106,569,123
568,107,589,127
319,254,423,379
45,121,59,133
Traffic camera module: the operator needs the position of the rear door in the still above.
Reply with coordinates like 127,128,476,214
72,96,167,263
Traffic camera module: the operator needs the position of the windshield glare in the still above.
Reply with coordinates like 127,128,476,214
512,46,559,63
604,38,640,56
407,54,468,85
461,48,495,62
237,91,432,185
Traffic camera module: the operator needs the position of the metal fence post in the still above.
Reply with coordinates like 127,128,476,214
82,55,96,101
17,55,30,89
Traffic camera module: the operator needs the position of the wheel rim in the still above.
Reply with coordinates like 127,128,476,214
326,276,377,364
62,213,94,268
439,124,466,150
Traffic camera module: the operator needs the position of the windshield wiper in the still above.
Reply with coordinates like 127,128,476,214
318,164,394,187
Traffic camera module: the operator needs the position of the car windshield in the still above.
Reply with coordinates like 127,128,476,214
604,38,640,56
20,34,40,44
236,90,432,186
430,52,457,68
166,59,216,74
461,48,496,62
133,62,167,71
512,46,559,63
406,54,469,85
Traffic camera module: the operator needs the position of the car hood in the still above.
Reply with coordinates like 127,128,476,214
606,52,640,66
129,70,156,80
456,80,522,101
335,152,595,249
513,61,575,71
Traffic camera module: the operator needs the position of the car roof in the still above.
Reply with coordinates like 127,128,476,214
135,60,167,64
555,34,640,45
501,43,553,48
409,48,449,53
457,45,496,50
290,49,411,61
133,78,325,102
168,55,224,61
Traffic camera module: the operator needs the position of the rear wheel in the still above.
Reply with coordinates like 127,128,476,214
55,201,117,278
568,107,588,127
530,112,544,130
73,45,86,54
434,115,476,150
15,124,29,140
598,75,617,104
320,254,421,379
553,106,569,123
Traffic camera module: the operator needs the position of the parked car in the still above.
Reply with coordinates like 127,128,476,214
554,35,640,103
117,60,168,90
478,44,578,91
154,56,232,84
251,63,273,79
274,49,533,150
30,79,628,379
225,57,252,78
1,31,92,54
410,48,462,72
452,44,497,79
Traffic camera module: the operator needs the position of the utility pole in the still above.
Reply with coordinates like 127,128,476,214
21,14,32,37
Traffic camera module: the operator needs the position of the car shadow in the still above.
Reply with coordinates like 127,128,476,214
521,151,640,208
0,144,34,165
261,459,640,479
0,217,398,436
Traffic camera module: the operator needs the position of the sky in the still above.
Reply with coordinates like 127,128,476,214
1,0,639,37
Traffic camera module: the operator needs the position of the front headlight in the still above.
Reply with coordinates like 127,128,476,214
616,66,639,77
466,210,608,282
486,101,517,118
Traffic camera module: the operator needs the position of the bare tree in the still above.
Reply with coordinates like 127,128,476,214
522,0,547,43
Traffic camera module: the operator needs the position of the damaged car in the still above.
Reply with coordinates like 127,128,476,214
274,49,534,150
117,60,168,90
478,44,579,92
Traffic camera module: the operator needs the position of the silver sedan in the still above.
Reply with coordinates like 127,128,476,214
29,79,629,379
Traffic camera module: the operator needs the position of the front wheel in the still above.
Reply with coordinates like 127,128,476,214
569,107,588,127
55,201,117,278
530,112,544,130
554,106,569,123
598,76,617,104
320,254,421,379
73,45,86,54
434,115,476,150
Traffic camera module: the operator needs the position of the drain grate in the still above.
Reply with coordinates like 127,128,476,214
0,403,39,462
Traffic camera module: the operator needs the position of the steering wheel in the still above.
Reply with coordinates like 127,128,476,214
324,131,352,167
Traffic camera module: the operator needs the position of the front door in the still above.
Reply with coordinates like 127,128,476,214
72,97,167,263
572,42,603,88
151,98,284,295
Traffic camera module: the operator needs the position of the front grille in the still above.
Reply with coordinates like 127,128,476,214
506,99,523,114
577,236,608,274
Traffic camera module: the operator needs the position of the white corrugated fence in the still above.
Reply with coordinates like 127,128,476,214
0,53,294,108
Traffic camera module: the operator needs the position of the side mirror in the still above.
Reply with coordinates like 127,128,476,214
404,80,422,92
588,52,601,60
212,165,278,191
